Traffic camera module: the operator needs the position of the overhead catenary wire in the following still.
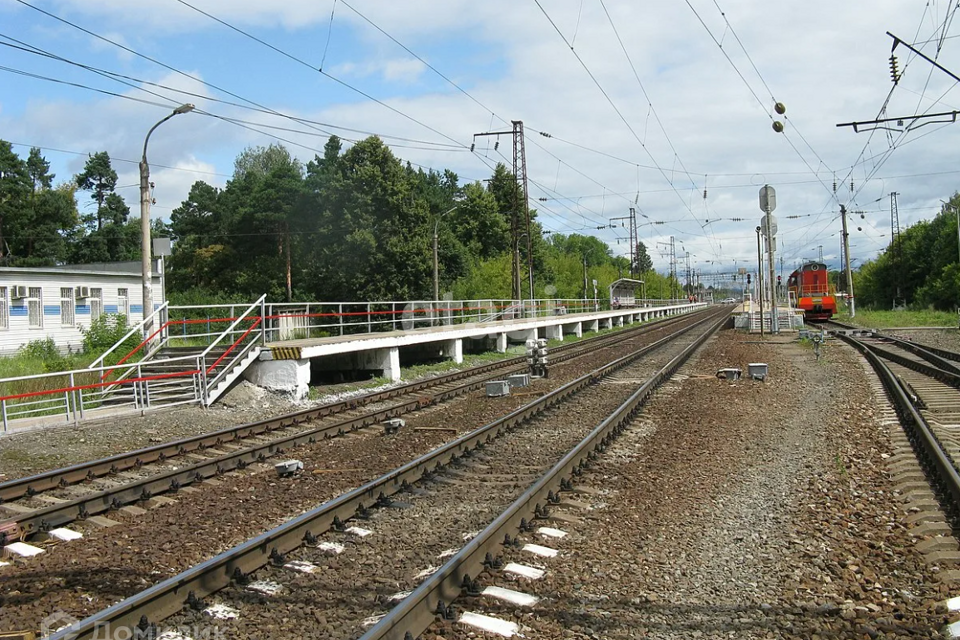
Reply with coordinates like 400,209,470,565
532,1,722,260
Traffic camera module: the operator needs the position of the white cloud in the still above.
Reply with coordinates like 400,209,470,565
332,57,426,83
2,0,957,279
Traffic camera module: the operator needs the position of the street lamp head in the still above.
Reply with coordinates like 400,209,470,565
173,103,195,115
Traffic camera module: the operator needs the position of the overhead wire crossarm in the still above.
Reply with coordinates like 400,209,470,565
836,110,959,133
838,31,960,134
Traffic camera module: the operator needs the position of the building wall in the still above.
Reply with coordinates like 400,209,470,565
0,266,164,356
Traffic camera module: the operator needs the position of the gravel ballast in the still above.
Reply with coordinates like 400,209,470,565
425,331,949,639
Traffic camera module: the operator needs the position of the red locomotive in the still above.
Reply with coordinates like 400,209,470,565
786,261,837,321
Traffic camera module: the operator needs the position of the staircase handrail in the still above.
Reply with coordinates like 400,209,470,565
88,301,170,371
196,295,265,404
198,295,266,364
203,319,263,396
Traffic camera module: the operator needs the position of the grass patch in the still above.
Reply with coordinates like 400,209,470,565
835,309,959,328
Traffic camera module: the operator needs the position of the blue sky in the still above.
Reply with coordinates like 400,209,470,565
2,0,959,282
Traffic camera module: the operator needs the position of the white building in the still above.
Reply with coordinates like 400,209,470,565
0,262,164,356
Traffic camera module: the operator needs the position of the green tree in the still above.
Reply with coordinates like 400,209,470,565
11,183,79,265
233,143,303,180
75,151,119,231
634,241,653,274
26,147,54,191
0,141,31,263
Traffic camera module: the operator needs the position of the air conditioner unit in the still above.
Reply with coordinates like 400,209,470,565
75,286,90,299
11,286,28,299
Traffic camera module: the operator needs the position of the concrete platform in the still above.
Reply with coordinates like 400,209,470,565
247,303,705,392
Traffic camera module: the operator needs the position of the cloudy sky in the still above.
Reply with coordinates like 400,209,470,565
2,0,958,283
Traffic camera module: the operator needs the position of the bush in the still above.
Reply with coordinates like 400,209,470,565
80,313,140,360
17,338,68,373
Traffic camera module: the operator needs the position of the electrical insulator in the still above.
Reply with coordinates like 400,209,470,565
494,141,499,151
850,179,854,192
539,131,553,138
703,188,707,199
889,54,900,84
470,143,475,152
857,226,862,232
833,177,837,193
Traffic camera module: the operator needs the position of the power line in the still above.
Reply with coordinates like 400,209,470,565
532,1,720,258
172,0,469,151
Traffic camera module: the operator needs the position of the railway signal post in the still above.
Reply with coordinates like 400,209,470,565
759,185,779,333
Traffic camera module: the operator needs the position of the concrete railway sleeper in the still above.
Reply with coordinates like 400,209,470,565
43,307,729,640
0,311,700,506
361,308,729,640
0,312,710,542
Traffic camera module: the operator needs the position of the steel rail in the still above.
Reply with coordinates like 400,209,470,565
1,311,711,541
877,334,960,373
836,333,960,515
360,308,730,640
859,340,960,389
46,308,728,640
823,321,960,371
0,311,697,506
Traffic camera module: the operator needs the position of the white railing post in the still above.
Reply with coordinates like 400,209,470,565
68,372,77,424
261,298,267,344
1,399,7,432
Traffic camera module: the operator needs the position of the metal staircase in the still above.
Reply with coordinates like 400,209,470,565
90,296,266,409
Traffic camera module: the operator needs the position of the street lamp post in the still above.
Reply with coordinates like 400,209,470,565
433,205,459,301
140,103,194,340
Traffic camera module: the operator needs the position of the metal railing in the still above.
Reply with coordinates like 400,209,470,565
196,295,266,404
0,353,204,432
1,296,699,431
87,301,170,370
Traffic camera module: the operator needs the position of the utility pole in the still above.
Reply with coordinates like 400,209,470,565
473,121,531,302
582,255,588,302
610,211,636,278
670,237,677,300
841,204,856,318
890,192,904,308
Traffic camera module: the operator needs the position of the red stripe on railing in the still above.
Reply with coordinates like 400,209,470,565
205,317,262,375
1,368,202,403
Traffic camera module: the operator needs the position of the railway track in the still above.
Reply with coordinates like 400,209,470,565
835,331,960,523
0,311,707,544
40,307,729,640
